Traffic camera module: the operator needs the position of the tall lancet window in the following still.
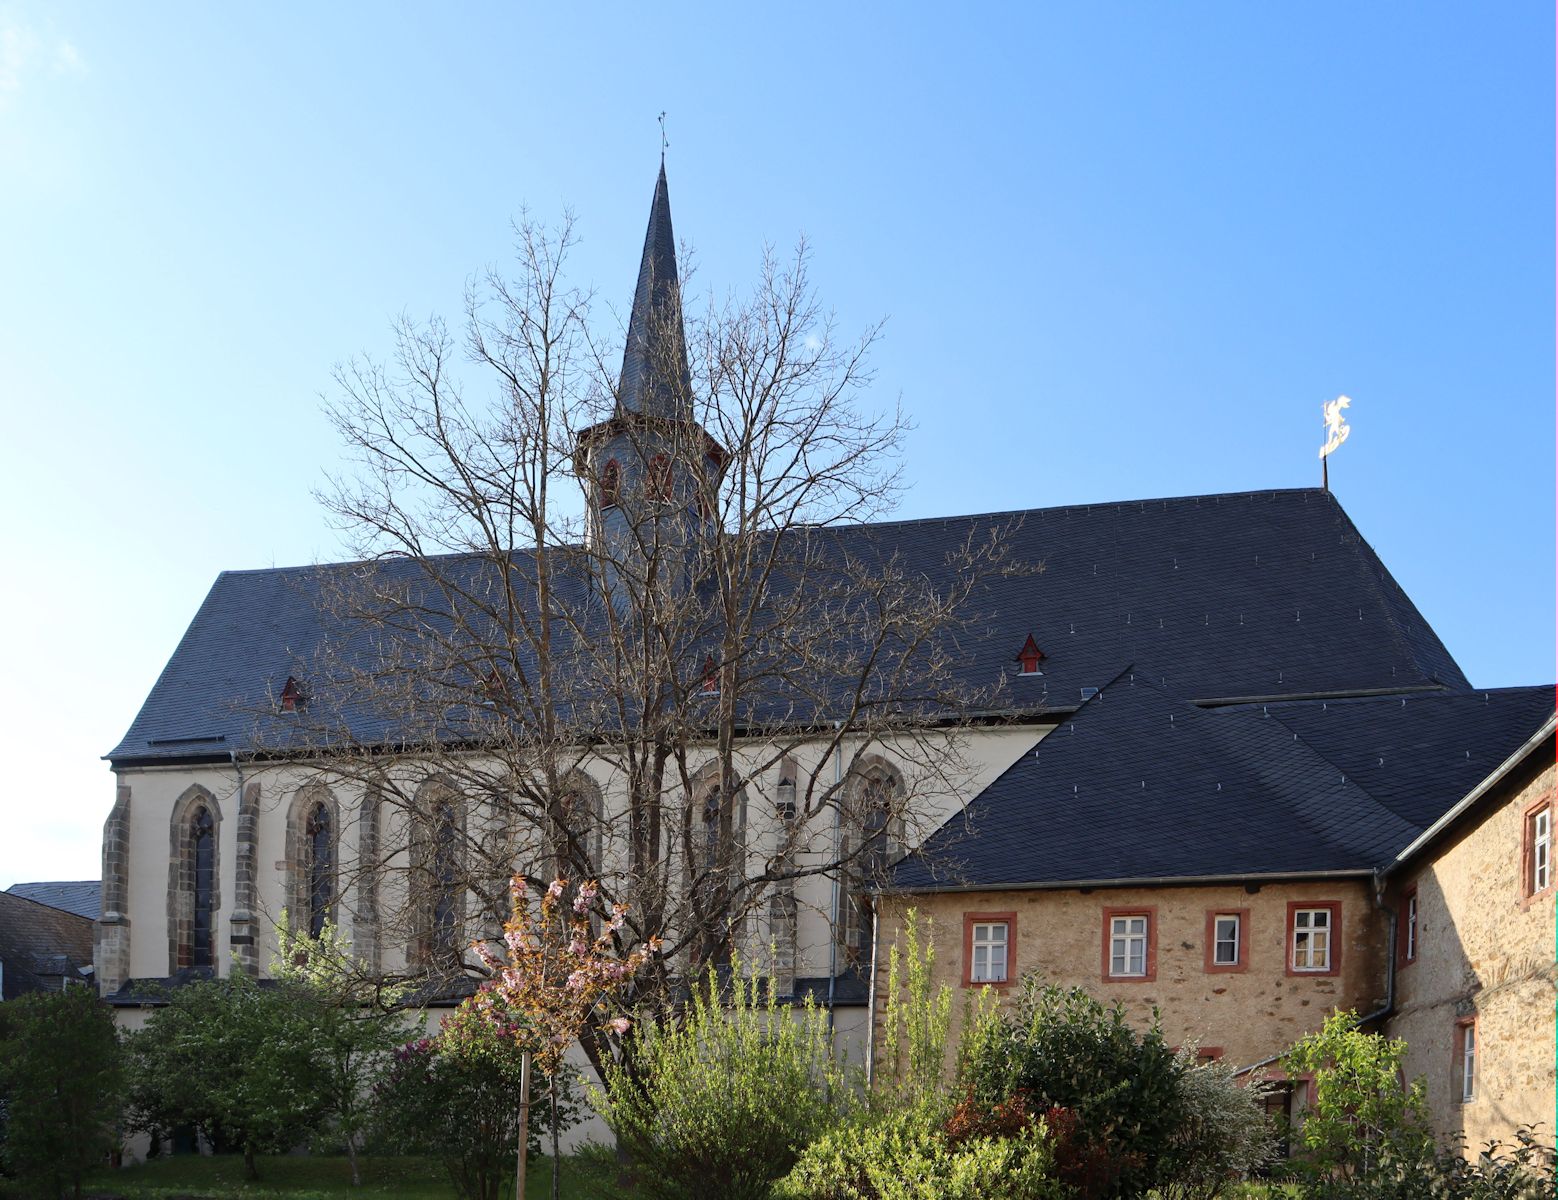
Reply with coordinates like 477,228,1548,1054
306,801,333,937
190,806,216,968
431,800,459,964
702,786,723,875
840,761,902,969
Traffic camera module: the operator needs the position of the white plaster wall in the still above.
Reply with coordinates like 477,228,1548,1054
113,724,1047,984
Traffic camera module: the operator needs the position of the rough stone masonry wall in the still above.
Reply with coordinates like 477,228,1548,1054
874,879,1386,1075
1388,747,1557,1152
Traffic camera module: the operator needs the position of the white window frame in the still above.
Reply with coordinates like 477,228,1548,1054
1532,807,1551,895
970,920,1010,984
1291,907,1332,972
1212,913,1241,967
1110,914,1149,978
1404,893,1417,962
1459,1021,1477,1103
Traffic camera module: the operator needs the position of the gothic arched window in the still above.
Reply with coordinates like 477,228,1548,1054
190,806,215,969
600,458,621,508
549,772,605,877
840,761,902,969
306,801,333,937
702,786,723,875
647,453,672,501
431,800,459,963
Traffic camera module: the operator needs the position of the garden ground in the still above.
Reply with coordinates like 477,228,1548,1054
2,1156,590,1200
3,1155,1296,1200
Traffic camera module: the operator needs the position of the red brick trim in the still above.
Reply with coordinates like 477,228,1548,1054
1396,884,1418,969
1518,792,1555,909
1284,900,1342,978
1454,1015,1478,1105
1197,1046,1225,1062
1203,908,1250,974
1102,906,1157,982
962,911,1017,988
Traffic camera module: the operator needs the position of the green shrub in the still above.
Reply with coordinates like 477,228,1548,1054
590,962,850,1200
0,986,123,1200
775,1106,1063,1200
370,1009,581,1200
1280,1010,1433,1191
957,982,1185,1198
1157,1049,1279,1200
1294,1123,1555,1200
123,976,328,1180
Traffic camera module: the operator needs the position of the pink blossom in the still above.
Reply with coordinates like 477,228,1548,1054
608,1016,631,1035
547,879,566,900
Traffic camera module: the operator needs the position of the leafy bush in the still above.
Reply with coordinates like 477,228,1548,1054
1157,1049,1279,1200
1295,1123,1555,1200
873,909,955,1113
273,919,419,1185
1281,1010,1433,1190
774,1106,1063,1200
371,1004,581,1200
590,962,850,1200
956,981,1186,1198
0,985,123,1200
123,975,326,1180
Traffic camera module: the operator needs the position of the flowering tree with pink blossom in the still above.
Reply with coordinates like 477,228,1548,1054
468,873,657,1200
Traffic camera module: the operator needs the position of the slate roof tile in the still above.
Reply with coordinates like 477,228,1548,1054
108,489,1469,764
892,680,1554,891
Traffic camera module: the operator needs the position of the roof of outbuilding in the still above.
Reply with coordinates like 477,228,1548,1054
6,880,101,921
891,680,1555,892
0,889,94,997
108,488,1468,765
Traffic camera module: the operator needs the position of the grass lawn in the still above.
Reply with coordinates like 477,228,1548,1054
61,1154,593,1200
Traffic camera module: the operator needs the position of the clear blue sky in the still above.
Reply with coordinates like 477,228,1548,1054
0,3,1551,886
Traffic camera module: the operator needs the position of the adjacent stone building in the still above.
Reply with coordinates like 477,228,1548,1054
879,684,1556,1146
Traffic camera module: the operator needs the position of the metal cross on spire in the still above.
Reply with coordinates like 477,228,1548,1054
658,111,668,164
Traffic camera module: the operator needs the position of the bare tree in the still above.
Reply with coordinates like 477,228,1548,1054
269,195,1024,1090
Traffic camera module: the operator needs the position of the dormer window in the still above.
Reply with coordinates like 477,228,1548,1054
279,676,307,713
648,454,672,501
600,458,621,508
478,666,506,708
1015,634,1046,676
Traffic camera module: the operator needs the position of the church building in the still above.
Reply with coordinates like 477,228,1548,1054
99,166,1554,1151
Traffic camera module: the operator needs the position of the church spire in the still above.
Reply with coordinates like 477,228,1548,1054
617,163,693,420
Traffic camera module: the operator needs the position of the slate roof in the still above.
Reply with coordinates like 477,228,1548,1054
0,889,94,999
616,163,693,420
892,679,1555,892
7,880,101,921
108,488,1470,765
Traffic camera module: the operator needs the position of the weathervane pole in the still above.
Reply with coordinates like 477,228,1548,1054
1318,395,1352,493
658,111,668,165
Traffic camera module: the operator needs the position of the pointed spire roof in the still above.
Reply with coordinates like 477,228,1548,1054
618,164,693,420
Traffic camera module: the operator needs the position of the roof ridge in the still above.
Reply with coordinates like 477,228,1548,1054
803,487,1332,537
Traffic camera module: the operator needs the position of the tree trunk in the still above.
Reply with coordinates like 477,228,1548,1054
347,1132,362,1187
548,1072,561,1200
515,1050,531,1200
243,1143,258,1181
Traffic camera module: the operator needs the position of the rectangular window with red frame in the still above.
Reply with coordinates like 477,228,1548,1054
1103,908,1157,982
1398,886,1418,967
1524,801,1552,899
1455,1016,1478,1104
1204,908,1249,973
962,912,1016,986
1286,901,1342,977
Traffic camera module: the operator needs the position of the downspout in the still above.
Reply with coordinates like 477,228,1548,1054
1234,871,1398,1079
825,723,843,1037
864,903,880,1089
